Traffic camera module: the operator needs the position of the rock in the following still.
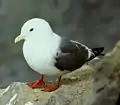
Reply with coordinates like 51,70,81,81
0,41,120,105
0,66,95,105
92,41,120,105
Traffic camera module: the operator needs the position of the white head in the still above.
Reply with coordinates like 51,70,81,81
14,18,53,43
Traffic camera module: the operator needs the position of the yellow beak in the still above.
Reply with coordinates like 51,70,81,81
14,35,25,43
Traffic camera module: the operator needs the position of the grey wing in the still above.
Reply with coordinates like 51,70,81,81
54,38,89,71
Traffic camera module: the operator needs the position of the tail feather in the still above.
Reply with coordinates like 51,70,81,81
87,47,104,62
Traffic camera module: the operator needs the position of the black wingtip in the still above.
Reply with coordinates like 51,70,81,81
98,47,104,52
92,47,104,56
87,47,105,62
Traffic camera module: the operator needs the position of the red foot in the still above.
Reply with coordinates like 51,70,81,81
27,75,45,89
27,80,45,88
43,76,62,92
43,84,60,92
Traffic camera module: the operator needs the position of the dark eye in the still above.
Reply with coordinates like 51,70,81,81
29,28,34,32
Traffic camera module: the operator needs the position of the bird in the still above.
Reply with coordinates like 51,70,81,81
14,18,104,92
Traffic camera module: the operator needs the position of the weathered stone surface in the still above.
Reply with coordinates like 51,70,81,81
0,66,95,105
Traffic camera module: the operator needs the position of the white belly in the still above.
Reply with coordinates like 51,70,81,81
22,38,62,75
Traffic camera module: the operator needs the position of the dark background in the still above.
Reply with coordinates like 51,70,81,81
0,0,120,88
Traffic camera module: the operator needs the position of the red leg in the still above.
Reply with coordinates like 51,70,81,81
27,75,45,89
58,76,62,85
44,76,62,92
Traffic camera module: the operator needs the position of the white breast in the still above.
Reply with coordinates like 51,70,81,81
22,34,62,75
